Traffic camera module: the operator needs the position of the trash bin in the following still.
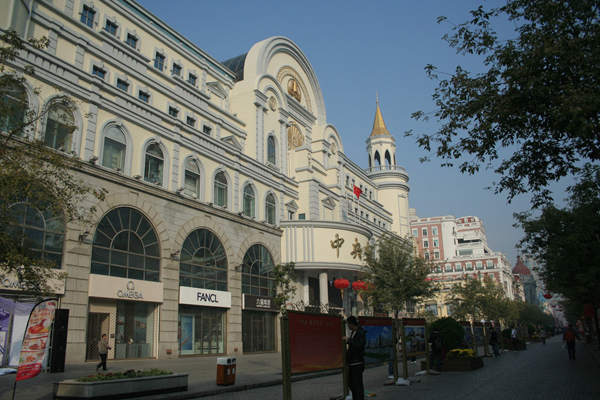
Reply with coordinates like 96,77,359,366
216,357,236,385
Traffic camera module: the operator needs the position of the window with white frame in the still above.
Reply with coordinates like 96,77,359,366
144,143,164,185
433,239,439,247
445,264,452,272
186,116,195,127
423,240,429,248
267,135,276,165
44,103,74,152
125,33,138,49
412,229,418,237
265,193,276,225
433,227,438,235
476,261,483,270
116,79,129,92
0,84,27,136
138,90,150,103
455,263,463,271
486,260,494,269
183,158,200,198
172,62,182,77
104,20,118,36
422,228,428,236
466,262,473,270
434,251,440,259
214,172,227,208
424,252,430,260
92,65,106,79
80,5,95,28
243,185,255,218
188,73,197,86
101,126,126,171
154,52,165,71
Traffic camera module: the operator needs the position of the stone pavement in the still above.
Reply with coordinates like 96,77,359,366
1,336,599,400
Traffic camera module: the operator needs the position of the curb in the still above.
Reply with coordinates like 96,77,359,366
583,341,600,366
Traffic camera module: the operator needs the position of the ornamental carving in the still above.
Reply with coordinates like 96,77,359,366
269,96,277,111
277,67,312,112
351,238,363,260
330,140,337,155
287,79,301,102
287,122,304,150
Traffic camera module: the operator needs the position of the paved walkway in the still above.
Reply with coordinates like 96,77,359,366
0,336,598,400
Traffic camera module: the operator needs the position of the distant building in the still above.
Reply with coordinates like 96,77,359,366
513,256,537,305
410,212,515,318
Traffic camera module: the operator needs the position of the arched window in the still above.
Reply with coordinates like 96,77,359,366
265,193,276,225
179,229,227,291
385,150,391,165
183,158,200,198
45,103,74,151
214,172,227,208
144,143,164,185
374,151,381,166
267,136,276,165
8,203,65,266
101,126,126,171
91,207,160,281
0,84,27,136
243,185,255,217
241,244,274,296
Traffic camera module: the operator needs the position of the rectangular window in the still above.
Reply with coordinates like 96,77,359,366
138,91,149,103
105,20,118,35
476,261,483,270
154,53,165,71
487,260,494,269
433,239,439,247
445,265,452,272
434,251,440,259
455,263,463,272
466,262,473,270
203,126,212,135
299,213,306,220
287,211,294,220
412,229,418,237
188,74,197,86
126,34,138,49
80,6,95,28
422,228,428,236
168,107,179,118
423,240,429,248
116,79,129,91
432,227,438,235
424,252,430,260
92,66,106,79
186,116,195,127
172,64,181,77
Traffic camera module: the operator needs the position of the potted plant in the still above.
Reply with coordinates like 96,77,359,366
442,349,484,371
53,368,188,399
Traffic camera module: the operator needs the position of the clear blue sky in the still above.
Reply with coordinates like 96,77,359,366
139,0,575,267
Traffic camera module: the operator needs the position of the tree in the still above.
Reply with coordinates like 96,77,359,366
271,262,297,313
515,164,600,315
429,317,465,351
361,234,437,320
410,0,600,206
0,29,106,296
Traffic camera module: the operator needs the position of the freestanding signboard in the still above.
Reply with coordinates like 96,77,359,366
401,318,427,379
358,317,393,365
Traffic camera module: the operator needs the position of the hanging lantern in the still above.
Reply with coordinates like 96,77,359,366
334,278,350,290
352,280,366,291
543,293,552,299
550,300,557,306
551,304,557,308
364,283,375,292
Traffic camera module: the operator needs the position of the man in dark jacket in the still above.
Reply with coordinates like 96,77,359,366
343,316,366,400
489,327,500,358
562,323,581,360
428,329,443,372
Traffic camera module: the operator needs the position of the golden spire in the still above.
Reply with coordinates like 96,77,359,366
370,95,390,136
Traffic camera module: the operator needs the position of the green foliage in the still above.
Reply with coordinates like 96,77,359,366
0,29,106,296
75,368,172,382
501,328,511,340
429,317,465,351
271,262,297,312
361,234,437,318
447,275,508,324
515,164,600,311
527,324,536,335
410,0,600,206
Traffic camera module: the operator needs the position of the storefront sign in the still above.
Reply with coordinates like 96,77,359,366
1,275,65,294
88,275,163,303
243,294,279,311
179,286,231,308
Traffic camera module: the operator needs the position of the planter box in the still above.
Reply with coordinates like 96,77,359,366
503,341,527,351
442,357,484,372
53,373,188,400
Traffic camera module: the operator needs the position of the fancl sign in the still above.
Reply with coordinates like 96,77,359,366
179,287,231,308
88,275,163,303
117,281,143,299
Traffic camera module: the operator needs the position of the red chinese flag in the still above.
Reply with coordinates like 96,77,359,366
353,185,362,199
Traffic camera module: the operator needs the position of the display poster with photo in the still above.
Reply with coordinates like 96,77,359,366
16,299,57,381
473,322,485,345
461,321,473,346
179,315,193,352
359,317,393,364
0,306,9,364
403,318,426,357
288,311,343,374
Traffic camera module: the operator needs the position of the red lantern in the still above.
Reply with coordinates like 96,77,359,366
352,281,366,291
551,304,556,308
334,278,350,290
543,293,552,299
364,283,375,292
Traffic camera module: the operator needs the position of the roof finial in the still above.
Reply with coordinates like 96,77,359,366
376,91,379,105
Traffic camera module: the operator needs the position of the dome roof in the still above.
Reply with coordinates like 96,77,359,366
512,257,532,275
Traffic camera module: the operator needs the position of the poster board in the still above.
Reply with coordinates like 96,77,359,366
461,321,473,347
359,317,393,365
473,322,485,345
287,311,343,374
402,318,426,357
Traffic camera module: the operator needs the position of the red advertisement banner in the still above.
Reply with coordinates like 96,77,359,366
403,318,425,327
288,312,343,374
16,299,57,381
359,317,393,327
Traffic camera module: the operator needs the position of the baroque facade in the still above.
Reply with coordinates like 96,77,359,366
0,0,411,364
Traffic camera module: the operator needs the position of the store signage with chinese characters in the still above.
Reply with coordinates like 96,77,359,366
88,275,163,303
179,286,231,308
243,294,279,311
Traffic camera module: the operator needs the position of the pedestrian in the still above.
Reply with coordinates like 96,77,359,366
428,328,443,372
540,328,546,345
562,323,581,360
96,333,112,372
489,327,500,358
342,316,365,400
510,325,519,352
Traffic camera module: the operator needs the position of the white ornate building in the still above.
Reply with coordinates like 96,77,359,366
1,0,411,364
